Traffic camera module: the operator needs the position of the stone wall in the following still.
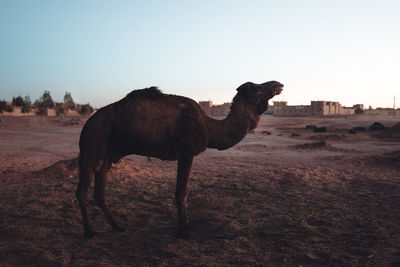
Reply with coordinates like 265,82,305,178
199,101,231,117
211,103,231,117
273,102,312,116
274,100,356,116
0,107,36,116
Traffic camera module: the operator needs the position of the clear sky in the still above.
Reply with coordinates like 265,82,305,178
1,0,399,108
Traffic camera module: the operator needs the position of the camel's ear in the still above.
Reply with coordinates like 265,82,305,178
236,82,261,104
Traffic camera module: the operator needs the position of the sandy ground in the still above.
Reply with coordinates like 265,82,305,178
0,114,400,266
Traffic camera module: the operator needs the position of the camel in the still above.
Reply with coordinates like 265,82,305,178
76,81,283,237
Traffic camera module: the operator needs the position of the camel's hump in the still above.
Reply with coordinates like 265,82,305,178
126,87,163,99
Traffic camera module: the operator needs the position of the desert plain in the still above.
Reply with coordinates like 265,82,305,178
0,114,399,266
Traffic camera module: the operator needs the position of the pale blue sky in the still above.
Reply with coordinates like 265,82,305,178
1,0,399,108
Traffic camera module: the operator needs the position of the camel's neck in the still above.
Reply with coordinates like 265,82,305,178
206,96,260,150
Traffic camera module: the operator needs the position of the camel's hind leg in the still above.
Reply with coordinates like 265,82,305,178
93,155,125,232
175,154,194,237
76,164,96,237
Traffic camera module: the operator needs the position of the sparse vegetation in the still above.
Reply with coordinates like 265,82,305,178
0,100,13,113
0,91,93,116
63,92,76,110
12,96,24,107
4,105,13,112
0,100,7,113
21,96,32,113
34,91,55,115
78,103,94,115
34,91,55,108
369,122,386,131
10,95,33,113
55,103,65,116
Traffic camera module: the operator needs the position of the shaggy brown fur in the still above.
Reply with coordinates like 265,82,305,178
76,81,283,237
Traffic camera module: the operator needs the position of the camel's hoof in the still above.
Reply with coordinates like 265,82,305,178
84,229,98,238
112,225,125,232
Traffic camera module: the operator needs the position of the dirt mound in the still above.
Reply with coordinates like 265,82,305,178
373,123,400,140
37,158,79,178
109,158,154,179
294,141,354,153
350,126,367,133
369,150,400,168
313,127,327,133
369,122,386,131
309,134,346,140
236,143,269,152
36,158,153,179
305,125,317,130
294,141,330,149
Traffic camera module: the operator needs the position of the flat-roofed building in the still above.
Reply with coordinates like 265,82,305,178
273,101,355,116
199,100,212,116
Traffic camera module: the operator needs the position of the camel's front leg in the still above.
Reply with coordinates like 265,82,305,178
175,154,193,237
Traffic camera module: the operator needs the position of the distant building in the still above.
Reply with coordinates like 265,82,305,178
364,107,399,116
47,108,56,116
353,104,364,110
273,101,313,116
211,102,231,117
273,101,356,116
199,101,212,116
199,100,232,117
200,99,360,117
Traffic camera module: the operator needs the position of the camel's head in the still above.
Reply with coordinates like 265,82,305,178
236,81,283,114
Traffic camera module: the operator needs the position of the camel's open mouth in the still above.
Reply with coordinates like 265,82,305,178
272,86,283,96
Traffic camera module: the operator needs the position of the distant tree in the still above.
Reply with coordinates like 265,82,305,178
34,90,54,108
5,105,13,112
0,100,13,113
34,90,55,115
12,96,24,107
0,100,7,113
55,103,66,116
79,103,94,115
63,92,76,110
42,91,54,108
21,95,32,113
